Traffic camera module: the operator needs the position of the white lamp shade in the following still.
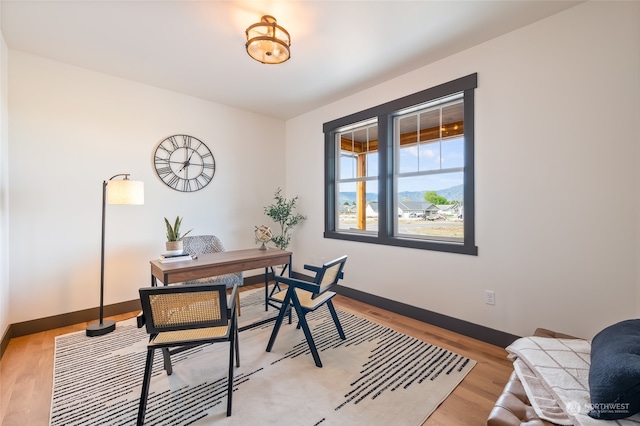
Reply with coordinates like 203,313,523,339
107,180,144,205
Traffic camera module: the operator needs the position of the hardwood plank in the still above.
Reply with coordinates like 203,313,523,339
0,287,512,425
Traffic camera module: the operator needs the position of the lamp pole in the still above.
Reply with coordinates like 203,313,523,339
86,174,139,337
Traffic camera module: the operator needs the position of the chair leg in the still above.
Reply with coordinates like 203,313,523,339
327,300,346,340
137,348,155,426
266,290,292,352
162,347,173,375
227,326,234,416
233,311,240,367
296,306,322,368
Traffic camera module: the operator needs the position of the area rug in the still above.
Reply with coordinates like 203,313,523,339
50,289,476,425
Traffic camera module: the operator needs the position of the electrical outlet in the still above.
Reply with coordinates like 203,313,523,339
484,290,495,305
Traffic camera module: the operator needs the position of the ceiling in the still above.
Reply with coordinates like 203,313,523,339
1,1,582,120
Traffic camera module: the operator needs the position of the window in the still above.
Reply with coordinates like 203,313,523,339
323,74,477,255
336,121,378,234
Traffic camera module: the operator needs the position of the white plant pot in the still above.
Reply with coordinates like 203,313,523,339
165,240,183,255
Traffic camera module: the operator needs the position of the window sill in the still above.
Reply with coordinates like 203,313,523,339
323,231,478,255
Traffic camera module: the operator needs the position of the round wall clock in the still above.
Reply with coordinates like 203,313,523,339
153,134,215,192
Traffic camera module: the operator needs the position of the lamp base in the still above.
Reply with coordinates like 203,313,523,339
86,319,116,337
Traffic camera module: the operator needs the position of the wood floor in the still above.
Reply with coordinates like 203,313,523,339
0,286,513,425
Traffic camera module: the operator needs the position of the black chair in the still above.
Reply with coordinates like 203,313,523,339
137,283,239,425
266,255,347,367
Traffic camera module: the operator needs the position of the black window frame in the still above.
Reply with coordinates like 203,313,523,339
323,73,478,255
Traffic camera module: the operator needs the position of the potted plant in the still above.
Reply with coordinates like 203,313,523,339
264,188,306,250
164,216,192,253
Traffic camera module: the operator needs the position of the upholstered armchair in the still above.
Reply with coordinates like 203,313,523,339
182,235,244,313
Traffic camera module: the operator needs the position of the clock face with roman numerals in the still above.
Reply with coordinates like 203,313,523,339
153,135,215,192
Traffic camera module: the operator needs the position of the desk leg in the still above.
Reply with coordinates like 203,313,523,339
264,267,269,311
264,256,292,311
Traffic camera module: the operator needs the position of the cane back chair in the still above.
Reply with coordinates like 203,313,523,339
137,283,239,425
266,255,347,367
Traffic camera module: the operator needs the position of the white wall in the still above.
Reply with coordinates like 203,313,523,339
7,51,285,324
4,1,639,343
286,1,640,339
0,10,9,338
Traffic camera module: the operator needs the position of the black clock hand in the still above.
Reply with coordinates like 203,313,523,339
178,160,190,173
179,147,200,172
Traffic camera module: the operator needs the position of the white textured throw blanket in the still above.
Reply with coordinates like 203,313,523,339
506,337,640,426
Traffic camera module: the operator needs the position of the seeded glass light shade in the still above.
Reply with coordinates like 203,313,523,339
245,15,290,64
107,180,144,205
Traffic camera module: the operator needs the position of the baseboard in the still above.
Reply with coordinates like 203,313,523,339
0,325,10,360
334,284,520,348
0,298,143,360
289,270,519,347
0,273,269,360
0,273,517,360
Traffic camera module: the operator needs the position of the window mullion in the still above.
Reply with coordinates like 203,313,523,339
378,114,393,240
396,167,464,180
463,88,475,246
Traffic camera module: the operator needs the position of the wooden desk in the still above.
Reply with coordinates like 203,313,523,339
150,248,292,310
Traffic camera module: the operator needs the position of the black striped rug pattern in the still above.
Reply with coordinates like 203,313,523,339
51,291,475,425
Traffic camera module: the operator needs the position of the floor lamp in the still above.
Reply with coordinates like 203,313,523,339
86,174,144,337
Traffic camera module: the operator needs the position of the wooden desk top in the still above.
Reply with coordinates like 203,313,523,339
150,248,292,285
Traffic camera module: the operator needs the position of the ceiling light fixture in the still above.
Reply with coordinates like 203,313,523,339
245,15,290,64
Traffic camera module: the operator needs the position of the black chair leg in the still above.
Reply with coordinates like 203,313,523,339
296,308,322,368
233,312,240,367
137,348,155,426
227,332,234,416
266,291,292,352
327,300,346,340
162,347,173,375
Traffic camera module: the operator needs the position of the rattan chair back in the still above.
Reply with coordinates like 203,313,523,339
137,283,239,425
316,256,347,295
139,284,228,335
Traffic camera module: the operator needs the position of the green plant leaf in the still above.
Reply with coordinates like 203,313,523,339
263,188,306,250
164,216,192,241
